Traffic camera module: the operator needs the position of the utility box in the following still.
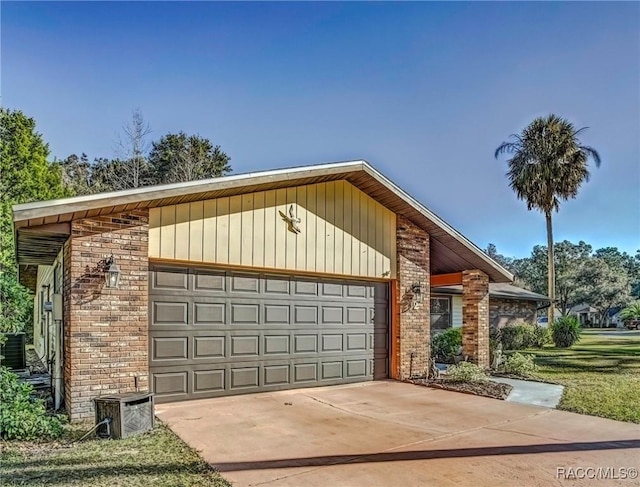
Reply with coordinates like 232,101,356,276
94,392,154,439
52,294,63,321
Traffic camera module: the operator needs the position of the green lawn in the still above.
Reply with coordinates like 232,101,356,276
1,422,231,487
528,329,640,423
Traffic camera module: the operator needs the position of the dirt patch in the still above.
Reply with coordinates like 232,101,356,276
410,379,512,400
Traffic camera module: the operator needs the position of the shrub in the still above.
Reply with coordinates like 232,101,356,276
446,362,487,382
502,352,538,376
0,367,65,440
432,328,462,363
531,325,551,348
551,316,582,348
500,323,549,350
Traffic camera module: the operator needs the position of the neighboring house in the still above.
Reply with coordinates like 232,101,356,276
430,283,550,332
569,304,599,326
13,160,513,421
604,307,625,328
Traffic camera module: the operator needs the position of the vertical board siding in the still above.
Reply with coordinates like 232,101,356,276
149,180,397,279
452,296,463,328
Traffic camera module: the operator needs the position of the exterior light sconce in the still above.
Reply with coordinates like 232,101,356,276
104,255,121,289
411,282,424,302
409,282,424,310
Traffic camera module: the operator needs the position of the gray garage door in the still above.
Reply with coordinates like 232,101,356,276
149,265,389,403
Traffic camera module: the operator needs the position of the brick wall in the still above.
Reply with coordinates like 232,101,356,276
64,210,149,421
462,270,489,369
490,298,537,328
395,216,430,379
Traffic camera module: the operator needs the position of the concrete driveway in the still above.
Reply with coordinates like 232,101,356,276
156,381,640,487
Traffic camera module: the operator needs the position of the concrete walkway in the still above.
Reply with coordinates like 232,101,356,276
156,381,640,487
490,376,564,408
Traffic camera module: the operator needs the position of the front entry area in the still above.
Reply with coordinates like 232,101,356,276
149,265,390,403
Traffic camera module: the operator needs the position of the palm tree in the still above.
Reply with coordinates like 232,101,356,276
495,114,601,325
620,302,640,322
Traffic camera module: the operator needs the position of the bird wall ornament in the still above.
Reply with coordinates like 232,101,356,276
279,204,301,234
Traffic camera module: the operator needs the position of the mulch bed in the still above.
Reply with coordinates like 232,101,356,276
409,378,512,400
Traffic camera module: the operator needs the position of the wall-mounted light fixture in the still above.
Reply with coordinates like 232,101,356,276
411,282,424,302
104,255,121,289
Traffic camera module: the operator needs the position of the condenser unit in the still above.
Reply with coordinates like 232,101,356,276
93,392,154,439
0,333,26,370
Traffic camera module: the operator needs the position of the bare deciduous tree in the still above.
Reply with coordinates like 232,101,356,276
107,109,153,190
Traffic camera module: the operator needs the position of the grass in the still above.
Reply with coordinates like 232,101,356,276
0,422,231,487
527,329,640,424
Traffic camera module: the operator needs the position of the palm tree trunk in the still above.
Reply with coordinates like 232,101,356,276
546,212,556,324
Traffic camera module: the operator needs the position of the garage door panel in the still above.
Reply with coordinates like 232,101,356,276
193,302,226,325
194,369,225,393
230,367,260,389
264,335,290,355
264,304,290,324
230,274,261,293
150,265,389,403
152,267,189,291
193,270,226,292
264,276,290,294
152,301,189,326
194,336,225,358
152,336,189,361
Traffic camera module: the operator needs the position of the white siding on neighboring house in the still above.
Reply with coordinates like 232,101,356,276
452,296,463,328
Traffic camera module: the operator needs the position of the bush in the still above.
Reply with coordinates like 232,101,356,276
502,352,538,376
446,362,487,382
551,316,582,348
0,367,65,440
500,323,549,350
531,325,551,348
432,328,462,363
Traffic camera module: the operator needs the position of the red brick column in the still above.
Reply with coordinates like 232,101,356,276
64,210,149,421
462,269,490,369
395,216,430,379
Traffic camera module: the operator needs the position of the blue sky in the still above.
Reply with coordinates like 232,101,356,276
2,1,639,258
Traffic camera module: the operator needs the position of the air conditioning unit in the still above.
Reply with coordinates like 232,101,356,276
0,333,26,370
94,392,154,439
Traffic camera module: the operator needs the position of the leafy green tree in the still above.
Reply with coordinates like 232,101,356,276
149,132,231,184
0,108,69,271
484,243,514,270
0,109,67,337
495,114,601,324
57,153,94,195
575,256,632,326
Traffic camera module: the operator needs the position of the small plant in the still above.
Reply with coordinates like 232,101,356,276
551,316,582,348
502,352,538,376
432,328,462,363
0,366,65,440
446,362,488,383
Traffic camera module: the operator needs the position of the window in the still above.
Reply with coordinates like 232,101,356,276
430,296,451,330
